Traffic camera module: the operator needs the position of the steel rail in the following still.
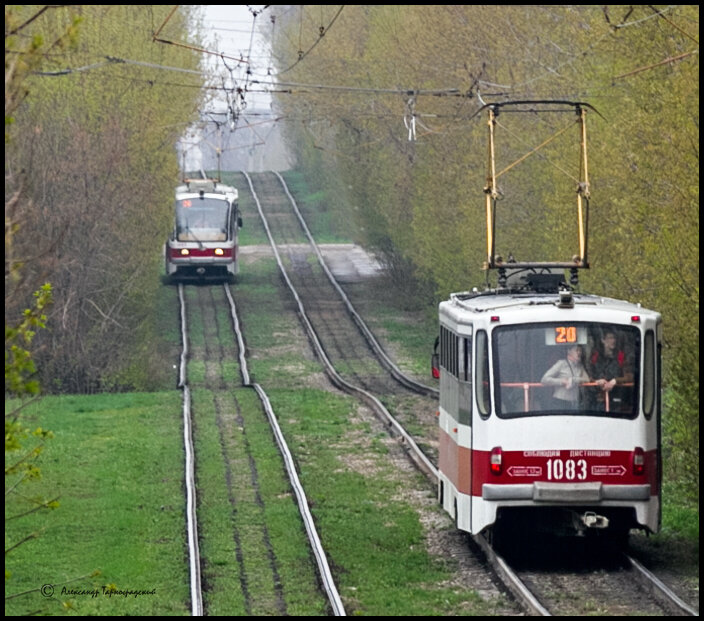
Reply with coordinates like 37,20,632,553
472,533,551,616
626,554,699,616
177,284,203,616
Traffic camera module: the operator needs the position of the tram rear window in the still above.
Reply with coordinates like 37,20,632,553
492,323,640,419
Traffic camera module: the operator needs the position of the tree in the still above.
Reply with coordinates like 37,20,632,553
6,6,206,392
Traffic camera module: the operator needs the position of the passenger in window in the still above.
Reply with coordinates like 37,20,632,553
541,344,590,410
589,330,634,411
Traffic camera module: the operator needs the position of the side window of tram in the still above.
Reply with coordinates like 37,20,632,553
439,329,472,383
643,330,655,419
458,336,472,423
461,337,471,382
439,326,458,376
476,330,491,417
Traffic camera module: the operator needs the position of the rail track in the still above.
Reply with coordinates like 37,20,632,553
176,282,345,616
474,530,699,616
229,170,698,617
243,171,438,470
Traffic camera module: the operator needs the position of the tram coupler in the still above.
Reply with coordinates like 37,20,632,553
574,511,609,535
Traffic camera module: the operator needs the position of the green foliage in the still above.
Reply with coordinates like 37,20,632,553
662,364,699,507
5,285,57,613
5,284,52,397
4,7,82,132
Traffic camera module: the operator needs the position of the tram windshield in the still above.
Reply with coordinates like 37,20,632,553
492,323,640,419
175,197,229,242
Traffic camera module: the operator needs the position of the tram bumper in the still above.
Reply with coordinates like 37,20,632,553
482,482,651,502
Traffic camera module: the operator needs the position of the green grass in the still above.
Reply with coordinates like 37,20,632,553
5,392,189,616
228,258,322,389
188,384,328,616
260,387,501,616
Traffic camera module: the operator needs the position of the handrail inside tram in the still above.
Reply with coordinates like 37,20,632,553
501,381,635,413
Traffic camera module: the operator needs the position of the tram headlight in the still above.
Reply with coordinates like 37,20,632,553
490,446,503,475
180,249,190,256
214,248,224,256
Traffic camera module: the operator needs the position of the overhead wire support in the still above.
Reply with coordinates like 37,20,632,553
152,5,250,66
609,4,679,30
153,5,179,39
612,50,698,80
34,55,206,77
152,36,251,66
647,4,699,44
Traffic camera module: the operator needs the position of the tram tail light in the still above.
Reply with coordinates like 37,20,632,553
490,446,503,475
431,352,440,379
632,447,645,476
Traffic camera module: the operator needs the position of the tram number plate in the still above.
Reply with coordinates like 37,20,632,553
546,458,587,481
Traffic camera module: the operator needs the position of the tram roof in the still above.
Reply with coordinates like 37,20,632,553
176,178,238,200
441,290,660,321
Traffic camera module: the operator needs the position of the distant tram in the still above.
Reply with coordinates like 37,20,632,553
434,101,662,545
164,178,242,283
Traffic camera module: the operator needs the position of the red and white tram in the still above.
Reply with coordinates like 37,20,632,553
435,275,662,542
164,178,242,283
435,101,662,543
